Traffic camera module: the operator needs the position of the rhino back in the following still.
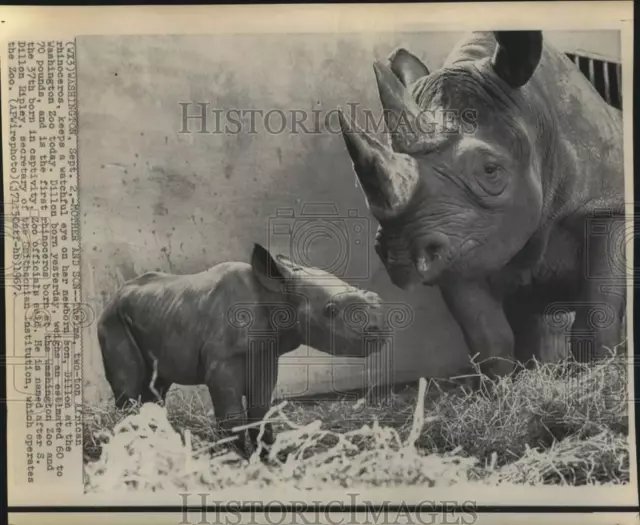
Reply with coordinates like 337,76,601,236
112,261,263,384
533,40,623,212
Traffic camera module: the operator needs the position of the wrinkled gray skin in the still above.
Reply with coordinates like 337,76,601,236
339,31,625,379
98,243,387,458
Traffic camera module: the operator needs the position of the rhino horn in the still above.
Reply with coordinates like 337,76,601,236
338,108,419,220
372,60,440,154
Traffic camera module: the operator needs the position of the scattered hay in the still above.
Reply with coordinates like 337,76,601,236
84,351,630,492
485,429,630,486
85,379,477,492
416,348,629,470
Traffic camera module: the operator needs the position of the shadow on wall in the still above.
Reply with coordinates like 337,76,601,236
77,30,612,406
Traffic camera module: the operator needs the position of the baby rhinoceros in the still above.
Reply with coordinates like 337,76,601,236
97,243,388,458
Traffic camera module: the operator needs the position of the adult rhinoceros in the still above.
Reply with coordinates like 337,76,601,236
338,31,626,379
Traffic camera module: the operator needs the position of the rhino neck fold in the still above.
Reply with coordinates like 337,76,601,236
252,287,304,356
276,326,304,356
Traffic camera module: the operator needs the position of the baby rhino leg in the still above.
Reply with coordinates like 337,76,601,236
246,346,279,460
98,311,149,410
205,355,248,458
140,376,174,405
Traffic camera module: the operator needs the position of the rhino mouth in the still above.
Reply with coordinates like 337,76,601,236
451,238,483,271
418,237,482,286
459,237,481,255
388,268,417,290
331,326,391,357
333,340,388,358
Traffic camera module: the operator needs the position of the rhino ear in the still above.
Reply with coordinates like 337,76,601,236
388,48,430,86
491,31,542,88
251,243,299,293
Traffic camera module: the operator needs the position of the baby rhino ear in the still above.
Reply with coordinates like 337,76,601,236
251,243,299,292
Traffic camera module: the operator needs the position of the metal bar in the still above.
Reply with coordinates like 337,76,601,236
603,59,611,104
566,51,622,109
617,63,622,106
563,48,621,63
588,58,596,89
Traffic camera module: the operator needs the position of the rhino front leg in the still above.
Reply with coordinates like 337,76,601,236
570,228,627,363
246,345,279,460
440,278,515,383
570,288,626,363
504,296,567,367
205,355,248,458
504,308,545,368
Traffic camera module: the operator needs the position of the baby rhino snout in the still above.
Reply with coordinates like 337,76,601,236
361,292,387,333
367,320,383,332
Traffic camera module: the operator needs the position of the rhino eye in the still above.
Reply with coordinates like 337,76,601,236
484,163,498,175
478,163,507,196
324,303,339,318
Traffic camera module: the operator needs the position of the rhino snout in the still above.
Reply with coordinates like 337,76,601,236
414,232,450,285
364,315,387,335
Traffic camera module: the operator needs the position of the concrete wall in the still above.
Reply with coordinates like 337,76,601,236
77,30,620,405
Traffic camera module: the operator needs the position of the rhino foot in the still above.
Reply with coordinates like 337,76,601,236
249,443,292,465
